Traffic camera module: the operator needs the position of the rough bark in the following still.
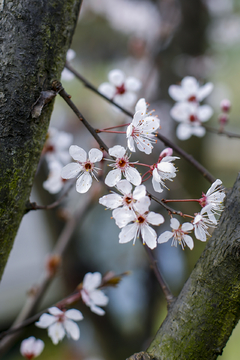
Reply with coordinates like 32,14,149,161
0,0,82,280
127,173,240,360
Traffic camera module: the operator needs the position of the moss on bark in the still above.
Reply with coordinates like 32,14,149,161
0,0,82,280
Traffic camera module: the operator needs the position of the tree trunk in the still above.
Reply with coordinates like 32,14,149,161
0,0,82,280
127,173,240,359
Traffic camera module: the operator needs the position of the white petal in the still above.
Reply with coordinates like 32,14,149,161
88,148,103,163
108,69,125,86
35,314,56,328
125,77,142,92
83,272,102,291
135,98,147,114
141,116,160,131
133,184,146,200
98,83,115,98
182,76,198,95
116,179,132,195
194,226,207,242
112,208,135,228
183,234,194,250
147,212,165,226
141,224,157,249
90,304,106,316
197,105,213,122
134,196,151,214
99,193,123,209
197,82,213,101
48,322,65,344
125,167,142,186
182,222,194,231
158,231,173,244
168,85,185,102
65,309,83,321
176,123,193,140
191,126,206,138
170,102,192,122
132,110,142,126
206,179,222,196
127,136,136,152
76,172,92,193
105,168,121,187
109,145,126,158
66,49,76,62
170,218,180,230
90,290,109,306
115,92,136,107
61,163,81,179
48,307,64,316
119,223,138,244
64,319,80,340
69,145,87,162
152,177,163,193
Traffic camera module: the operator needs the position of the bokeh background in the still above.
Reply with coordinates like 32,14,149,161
1,0,240,359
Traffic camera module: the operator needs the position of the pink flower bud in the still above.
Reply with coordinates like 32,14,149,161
220,99,231,113
159,148,173,162
218,114,228,126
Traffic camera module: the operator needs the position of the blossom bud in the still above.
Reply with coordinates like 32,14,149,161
220,99,231,113
158,147,173,162
218,113,228,126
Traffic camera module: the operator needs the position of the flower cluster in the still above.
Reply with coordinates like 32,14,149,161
169,76,214,140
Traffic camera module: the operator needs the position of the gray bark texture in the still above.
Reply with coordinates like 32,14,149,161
0,0,82,280
127,173,240,360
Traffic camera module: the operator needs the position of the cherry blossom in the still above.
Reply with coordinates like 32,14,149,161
43,127,73,165
99,180,148,211
61,145,103,193
152,148,179,193
199,179,225,224
35,307,83,345
113,197,164,249
98,69,141,108
168,76,213,104
105,145,141,187
126,98,160,154
170,102,213,140
193,206,215,242
158,218,194,250
43,161,65,194
20,337,44,360
81,272,109,316
61,49,76,81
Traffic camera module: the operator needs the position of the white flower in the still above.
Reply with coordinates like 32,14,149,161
113,197,164,249
193,206,215,242
43,127,73,165
81,272,109,316
158,218,194,250
168,76,213,103
99,180,148,210
170,102,213,140
105,145,141,187
61,145,103,194
200,179,225,224
152,148,179,193
43,161,65,194
20,337,44,359
126,98,160,154
98,69,141,108
35,307,83,345
61,49,76,81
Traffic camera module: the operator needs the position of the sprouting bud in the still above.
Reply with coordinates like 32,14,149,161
218,113,228,126
220,99,231,113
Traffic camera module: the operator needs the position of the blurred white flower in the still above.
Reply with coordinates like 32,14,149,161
81,272,109,316
61,145,103,194
20,337,44,359
105,145,141,187
43,127,73,165
113,197,164,249
169,76,213,103
99,180,148,211
43,161,65,194
61,49,76,81
35,307,83,345
99,69,141,108
170,102,213,140
152,148,179,193
126,98,160,154
158,218,194,250
199,179,225,224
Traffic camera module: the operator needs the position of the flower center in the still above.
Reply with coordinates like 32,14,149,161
189,114,197,122
25,354,35,360
188,95,197,102
84,162,93,171
199,193,207,207
137,215,146,224
45,144,55,153
116,156,129,170
116,84,126,95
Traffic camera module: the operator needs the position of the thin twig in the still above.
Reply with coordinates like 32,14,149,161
64,66,216,184
0,196,94,356
204,125,240,139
